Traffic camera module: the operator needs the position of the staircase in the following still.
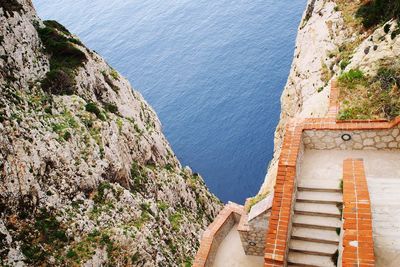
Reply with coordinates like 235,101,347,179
287,179,343,267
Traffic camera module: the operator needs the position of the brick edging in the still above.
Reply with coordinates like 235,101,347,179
342,159,375,266
264,120,303,266
193,202,245,267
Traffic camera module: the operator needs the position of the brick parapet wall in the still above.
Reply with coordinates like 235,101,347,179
193,202,245,267
264,120,303,266
342,159,375,266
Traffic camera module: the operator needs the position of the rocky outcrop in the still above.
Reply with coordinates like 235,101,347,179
0,1,222,266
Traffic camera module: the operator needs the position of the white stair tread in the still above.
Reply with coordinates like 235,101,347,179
298,179,341,190
292,227,339,243
288,252,336,267
295,202,341,216
297,191,342,202
289,239,338,255
293,215,341,228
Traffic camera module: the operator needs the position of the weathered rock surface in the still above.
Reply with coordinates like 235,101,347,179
0,1,222,266
260,0,347,193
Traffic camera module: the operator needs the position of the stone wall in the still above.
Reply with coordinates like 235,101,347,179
238,211,270,256
303,125,400,150
265,120,304,266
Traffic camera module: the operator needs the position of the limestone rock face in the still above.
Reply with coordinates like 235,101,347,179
260,0,399,194
347,20,400,75
0,1,222,266
260,0,347,193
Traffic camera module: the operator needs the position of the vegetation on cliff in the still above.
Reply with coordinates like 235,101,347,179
37,20,87,95
331,0,400,120
357,0,400,28
338,66,400,120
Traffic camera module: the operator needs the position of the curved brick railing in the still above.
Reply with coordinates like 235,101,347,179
342,159,375,266
193,202,245,267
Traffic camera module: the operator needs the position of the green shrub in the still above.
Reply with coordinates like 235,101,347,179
104,103,118,114
169,212,183,231
338,69,365,84
63,131,72,141
85,102,106,121
21,244,46,263
356,0,400,28
37,24,87,70
157,201,169,212
338,106,369,120
340,60,350,70
110,69,119,80
43,20,70,35
34,211,68,243
66,249,78,259
131,252,140,263
165,163,174,171
338,66,400,120
93,182,113,204
375,67,400,90
184,257,193,267
37,20,87,95
131,162,146,191
41,69,75,95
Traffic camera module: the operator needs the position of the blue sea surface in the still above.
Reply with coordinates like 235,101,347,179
33,0,307,203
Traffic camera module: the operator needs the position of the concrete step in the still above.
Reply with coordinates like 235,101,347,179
293,214,341,230
294,202,341,218
288,252,336,267
291,227,339,245
297,191,342,204
298,179,342,193
289,239,338,256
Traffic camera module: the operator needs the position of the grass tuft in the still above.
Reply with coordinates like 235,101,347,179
338,66,400,120
85,102,106,121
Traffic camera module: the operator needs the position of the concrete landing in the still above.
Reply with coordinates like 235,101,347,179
213,224,263,267
300,150,400,267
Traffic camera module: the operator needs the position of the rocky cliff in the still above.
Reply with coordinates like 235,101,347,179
260,0,400,194
0,1,222,266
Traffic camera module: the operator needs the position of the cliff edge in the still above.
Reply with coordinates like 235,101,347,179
0,1,222,266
